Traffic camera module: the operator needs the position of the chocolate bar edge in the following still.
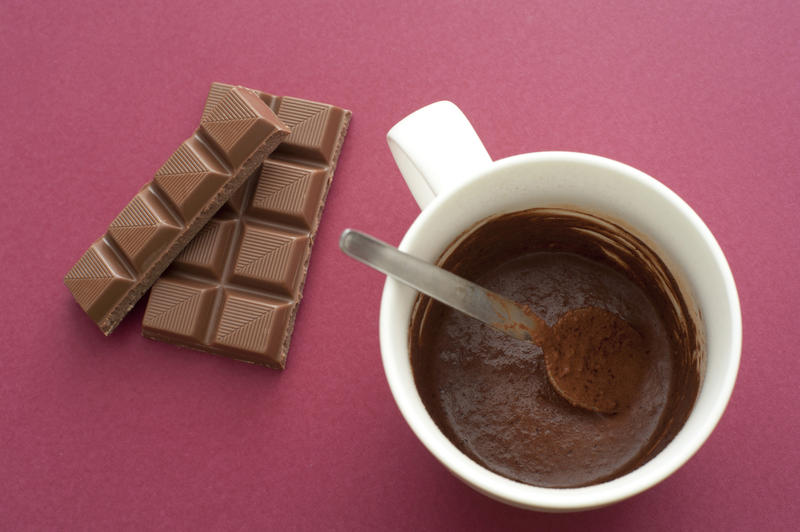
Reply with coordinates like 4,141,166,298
142,329,284,370
274,109,352,368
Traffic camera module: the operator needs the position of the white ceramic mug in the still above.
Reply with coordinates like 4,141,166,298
380,101,741,511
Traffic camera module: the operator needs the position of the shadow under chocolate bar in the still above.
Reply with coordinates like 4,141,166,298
142,83,351,369
65,87,291,334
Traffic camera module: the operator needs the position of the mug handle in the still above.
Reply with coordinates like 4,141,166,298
386,101,493,210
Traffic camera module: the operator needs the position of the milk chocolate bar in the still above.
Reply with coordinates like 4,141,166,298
142,84,351,369
65,87,290,334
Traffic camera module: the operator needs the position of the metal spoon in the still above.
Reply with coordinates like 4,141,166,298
339,229,647,414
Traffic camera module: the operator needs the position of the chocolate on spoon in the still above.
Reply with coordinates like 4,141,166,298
339,229,647,414
543,307,648,413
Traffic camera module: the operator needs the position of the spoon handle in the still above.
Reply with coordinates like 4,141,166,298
339,229,545,342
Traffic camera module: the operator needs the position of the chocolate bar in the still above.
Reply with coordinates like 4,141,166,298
65,87,291,334
142,84,351,369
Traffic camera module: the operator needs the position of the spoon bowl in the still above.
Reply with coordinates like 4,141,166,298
545,307,648,413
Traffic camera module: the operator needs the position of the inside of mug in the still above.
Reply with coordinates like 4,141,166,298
407,207,705,488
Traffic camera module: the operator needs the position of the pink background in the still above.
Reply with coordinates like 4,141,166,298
1,1,798,529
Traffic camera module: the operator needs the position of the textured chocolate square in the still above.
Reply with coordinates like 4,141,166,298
142,83,351,368
212,291,293,358
230,224,308,295
144,278,218,341
249,160,328,229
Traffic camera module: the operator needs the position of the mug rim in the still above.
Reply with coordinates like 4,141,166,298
379,151,742,510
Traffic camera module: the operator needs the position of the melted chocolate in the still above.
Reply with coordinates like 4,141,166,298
409,209,701,488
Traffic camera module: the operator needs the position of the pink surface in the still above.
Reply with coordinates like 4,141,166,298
1,0,798,529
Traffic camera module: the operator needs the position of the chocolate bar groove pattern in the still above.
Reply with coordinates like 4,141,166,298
65,87,290,334
142,83,351,369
